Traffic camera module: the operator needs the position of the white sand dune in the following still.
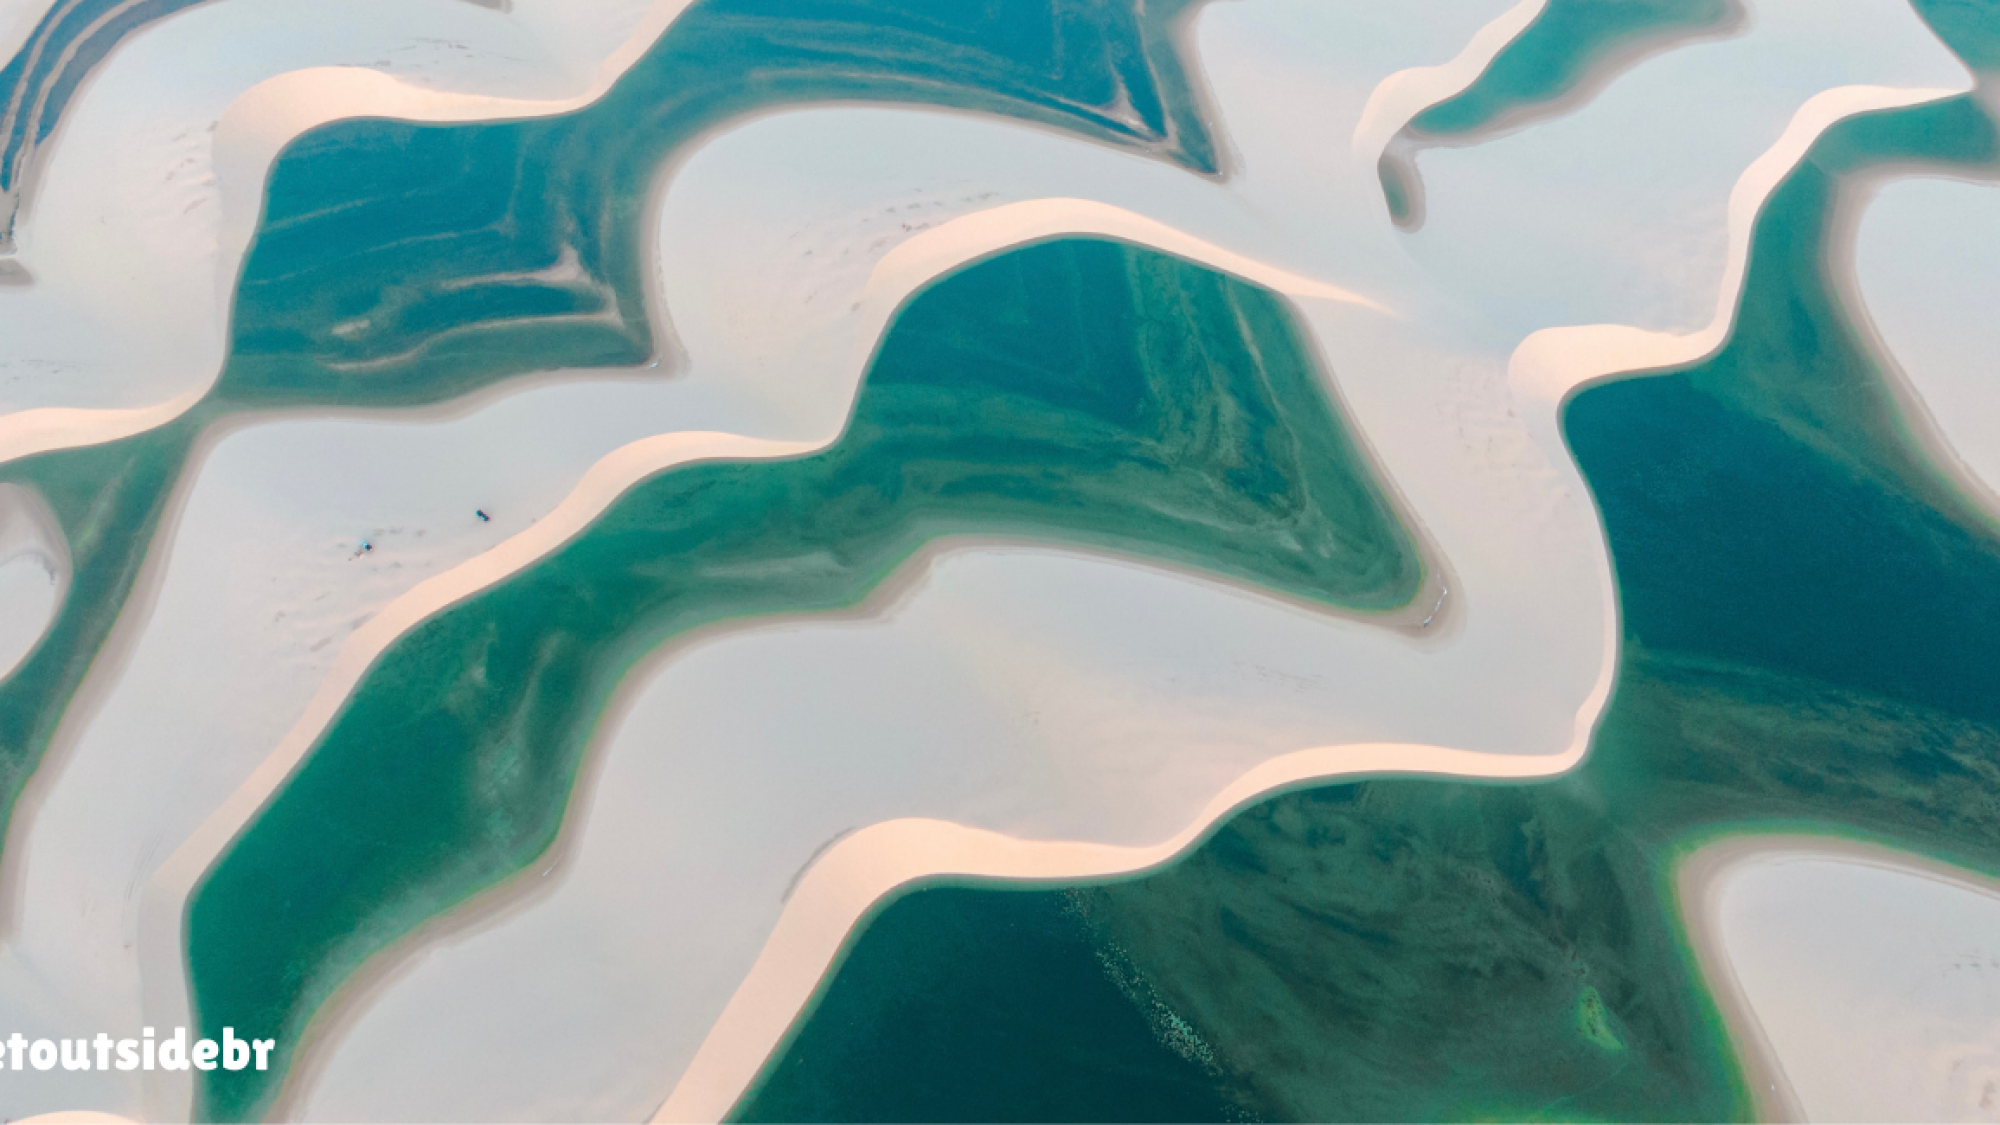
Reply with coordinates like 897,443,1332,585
0,1,696,1120
1419,0,1959,342
0,0,688,448
21,178,1415,1125
0,37,1417,1117
1681,836,2000,1122
0,0,1972,1120
1350,0,1544,161
1850,174,2000,516
54,0,1939,1120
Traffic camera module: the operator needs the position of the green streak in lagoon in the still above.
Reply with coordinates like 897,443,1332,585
0,0,1227,911
1410,0,1742,141
185,239,1425,1122
737,30,2000,1125
0,414,203,848
0,0,217,250
215,0,1217,410
1380,0,1742,226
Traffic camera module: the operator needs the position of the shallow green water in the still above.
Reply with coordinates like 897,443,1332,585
0,414,204,847
185,238,1423,1121
735,53,2000,1125
743,640,2000,1122
215,0,1215,410
0,0,214,249
0,0,1229,864
1379,0,1739,225
1411,0,1739,141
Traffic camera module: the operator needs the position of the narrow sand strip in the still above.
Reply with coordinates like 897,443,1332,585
0,391,201,466
0,480,65,680
1508,85,1966,404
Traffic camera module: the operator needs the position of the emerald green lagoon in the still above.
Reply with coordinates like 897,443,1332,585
0,0,1228,881
734,62,2000,1125
0,0,213,250
185,238,1425,1121
216,0,1217,410
1381,0,1742,226
1409,0,1741,141
0,415,204,847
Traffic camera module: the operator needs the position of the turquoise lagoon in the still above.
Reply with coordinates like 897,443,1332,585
0,0,1995,1120
738,43,2000,1125
1379,0,1742,225
0,0,1227,876
184,238,1425,1121
0,0,213,250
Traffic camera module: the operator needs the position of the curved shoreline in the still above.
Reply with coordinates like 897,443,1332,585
135,199,1423,1122
0,0,695,466
1508,84,1965,406
1674,832,2000,1123
654,738,1603,1123
1350,0,1546,164
56,10,1970,1125
1827,155,2000,528
650,79,1976,1124
1379,1,1751,230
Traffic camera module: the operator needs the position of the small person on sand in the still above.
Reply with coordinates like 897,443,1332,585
350,540,373,560
476,509,490,522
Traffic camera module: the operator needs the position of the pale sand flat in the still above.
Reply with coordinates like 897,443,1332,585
0,0,56,76
1679,836,2000,1122
1848,174,2000,521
